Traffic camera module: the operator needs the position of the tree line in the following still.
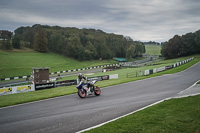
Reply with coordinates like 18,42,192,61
143,41,160,45
161,29,200,59
9,24,145,60
0,30,13,50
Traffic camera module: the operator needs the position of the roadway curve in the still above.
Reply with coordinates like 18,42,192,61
0,62,200,133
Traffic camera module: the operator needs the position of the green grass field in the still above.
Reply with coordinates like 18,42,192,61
0,55,199,108
59,55,199,86
85,95,200,133
0,50,117,79
0,54,200,133
145,45,161,55
0,45,160,79
0,47,199,132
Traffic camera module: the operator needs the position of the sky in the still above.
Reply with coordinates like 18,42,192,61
0,0,200,42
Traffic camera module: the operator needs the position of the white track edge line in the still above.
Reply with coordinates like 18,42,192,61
177,80,200,95
1,61,199,109
77,98,170,133
77,79,200,133
0,72,172,110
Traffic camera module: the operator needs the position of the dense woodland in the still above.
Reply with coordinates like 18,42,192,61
0,24,146,60
161,30,200,59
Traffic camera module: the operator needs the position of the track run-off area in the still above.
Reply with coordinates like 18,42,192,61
0,62,200,133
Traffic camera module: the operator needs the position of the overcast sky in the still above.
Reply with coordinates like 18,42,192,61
0,0,200,42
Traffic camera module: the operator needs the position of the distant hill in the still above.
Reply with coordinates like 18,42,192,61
11,24,145,60
145,45,161,55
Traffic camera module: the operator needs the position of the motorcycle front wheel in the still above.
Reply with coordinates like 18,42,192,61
78,89,86,98
94,86,101,96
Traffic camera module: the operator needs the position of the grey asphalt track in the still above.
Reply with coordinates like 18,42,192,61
0,62,200,133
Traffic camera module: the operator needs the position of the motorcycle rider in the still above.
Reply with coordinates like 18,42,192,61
77,73,93,92
77,73,87,84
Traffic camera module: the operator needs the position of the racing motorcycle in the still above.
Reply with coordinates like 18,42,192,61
76,80,101,98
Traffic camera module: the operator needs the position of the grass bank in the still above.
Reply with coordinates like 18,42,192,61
0,86,77,107
0,50,117,79
60,55,200,88
85,95,200,133
145,45,161,55
0,55,199,108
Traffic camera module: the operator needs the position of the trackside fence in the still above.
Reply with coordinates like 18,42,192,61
126,70,144,78
144,57,194,76
0,63,119,81
0,74,118,96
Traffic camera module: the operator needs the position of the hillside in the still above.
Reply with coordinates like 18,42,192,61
145,45,161,55
0,43,160,79
11,24,145,60
0,50,117,79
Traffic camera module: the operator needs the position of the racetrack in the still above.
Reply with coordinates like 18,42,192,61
0,62,200,133
0,68,102,87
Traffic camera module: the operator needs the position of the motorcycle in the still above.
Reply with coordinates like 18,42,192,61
76,80,101,98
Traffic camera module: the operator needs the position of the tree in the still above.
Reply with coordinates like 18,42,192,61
134,42,144,57
12,35,21,49
194,30,200,53
4,39,13,50
161,30,200,59
162,35,182,58
84,41,97,60
98,43,111,59
0,30,13,50
161,43,168,57
66,36,84,60
180,33,195,56
34,27,48,52
126,44,135,59
0,30,12,39
13,24,146,60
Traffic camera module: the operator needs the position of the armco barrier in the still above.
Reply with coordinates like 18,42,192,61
87,75,109,81
153,68,157,73
165,65,173,70
35,82,55,90
48,64,118,75
144,70,150,75
109,74,118,79
35,75,113,90
0,63,119,81
144,57,193,76
0,74,119,96
0,84,35,96
55,80,77,87
149,69,153,74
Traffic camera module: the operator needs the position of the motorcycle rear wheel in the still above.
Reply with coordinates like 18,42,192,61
94,86,101,96
78,89,86,98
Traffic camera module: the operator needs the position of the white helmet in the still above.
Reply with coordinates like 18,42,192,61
78,73,82,79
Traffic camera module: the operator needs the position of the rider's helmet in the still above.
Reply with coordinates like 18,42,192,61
78,73,83,79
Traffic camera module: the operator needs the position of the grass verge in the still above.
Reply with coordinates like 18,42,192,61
0,86,77,107
144,45,161,55
0,51,117,79
85,95,200,133
0,55,199,108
